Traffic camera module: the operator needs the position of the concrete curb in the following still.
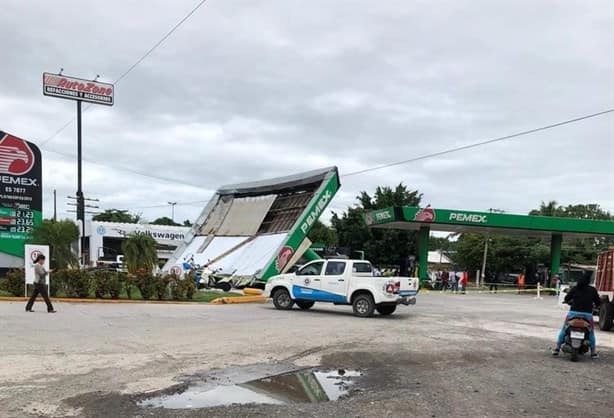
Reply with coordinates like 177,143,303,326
210,296,267,305
0,296,204,305
242,288,263,296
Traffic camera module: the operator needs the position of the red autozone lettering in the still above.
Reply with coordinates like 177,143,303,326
449,213,487,223
57,78,112,96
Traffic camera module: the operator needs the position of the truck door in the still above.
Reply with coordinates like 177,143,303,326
292,261,324,300
319,261,349,303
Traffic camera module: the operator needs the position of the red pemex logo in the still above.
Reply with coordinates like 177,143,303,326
0,133,35,176
276,246,294,272
414,206,435,222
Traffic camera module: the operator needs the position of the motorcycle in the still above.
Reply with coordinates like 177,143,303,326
561,316,591,362
197,267,232,292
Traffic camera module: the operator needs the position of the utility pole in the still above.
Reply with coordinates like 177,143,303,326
168,201,177,222
481,208,505,287
76,100,86,266
53,189,57,222
67,195,100,266
480,236,489,288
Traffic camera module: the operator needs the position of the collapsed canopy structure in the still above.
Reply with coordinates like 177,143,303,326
163,167,340,282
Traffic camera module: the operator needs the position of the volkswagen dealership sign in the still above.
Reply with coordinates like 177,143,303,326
43,72,114,106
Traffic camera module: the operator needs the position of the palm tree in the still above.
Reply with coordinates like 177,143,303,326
121,233,158,273
530,200,560,217
28,219,79,269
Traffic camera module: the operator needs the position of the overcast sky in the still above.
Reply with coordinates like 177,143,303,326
1,0,612,225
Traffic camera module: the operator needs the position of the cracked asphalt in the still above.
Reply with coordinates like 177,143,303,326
1,292,613,417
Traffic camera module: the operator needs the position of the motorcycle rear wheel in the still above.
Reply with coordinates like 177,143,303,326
570,349,579,362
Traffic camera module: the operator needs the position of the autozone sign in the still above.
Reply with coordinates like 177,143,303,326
43,72,114,106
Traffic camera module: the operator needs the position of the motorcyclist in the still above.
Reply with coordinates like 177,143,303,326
552,272,601,359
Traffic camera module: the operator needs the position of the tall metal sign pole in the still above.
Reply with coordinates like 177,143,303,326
76,100,84,263
43,72,114,266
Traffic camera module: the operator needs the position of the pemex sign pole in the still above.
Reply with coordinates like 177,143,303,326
43,72,114,266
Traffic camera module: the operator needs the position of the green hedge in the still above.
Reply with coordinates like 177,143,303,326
1,269,198,301
0,269,25,297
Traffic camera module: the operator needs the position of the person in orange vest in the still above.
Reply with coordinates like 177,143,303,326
517,273,525,294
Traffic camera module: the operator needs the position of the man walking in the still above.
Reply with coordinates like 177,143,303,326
25,254,56,313
441,270,449,291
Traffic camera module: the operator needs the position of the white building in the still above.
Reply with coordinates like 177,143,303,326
428,250,453,265
84,221,190,266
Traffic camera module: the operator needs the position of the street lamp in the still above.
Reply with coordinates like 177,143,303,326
168,202,177,222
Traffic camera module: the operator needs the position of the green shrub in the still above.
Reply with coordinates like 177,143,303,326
92,271,107,298
169,274,181,300
170,273,196,300
1,269,25,297
107,272,123,299
91,270,123,299
134,271,155,300
124,273,135,299
154,274,170,300
184,273,196,300
60,269,91,298
49,273,61,297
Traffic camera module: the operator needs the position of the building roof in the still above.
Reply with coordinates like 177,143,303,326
217,166,339,196
428,250,453,264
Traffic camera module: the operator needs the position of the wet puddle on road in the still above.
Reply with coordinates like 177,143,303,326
139,369,363,409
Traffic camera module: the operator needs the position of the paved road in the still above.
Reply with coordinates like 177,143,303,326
1,293,612,417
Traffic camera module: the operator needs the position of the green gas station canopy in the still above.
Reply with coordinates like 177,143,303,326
364,206,614,239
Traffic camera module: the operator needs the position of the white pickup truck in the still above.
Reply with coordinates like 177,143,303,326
264,259,419,317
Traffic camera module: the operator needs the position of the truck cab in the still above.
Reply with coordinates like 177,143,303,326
264,259,419,317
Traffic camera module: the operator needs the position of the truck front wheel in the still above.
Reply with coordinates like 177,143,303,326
272,288,294,310
598,302,614,331
376,304,396,316
352,293,375,317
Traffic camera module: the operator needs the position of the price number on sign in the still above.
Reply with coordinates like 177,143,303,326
15,210,34,219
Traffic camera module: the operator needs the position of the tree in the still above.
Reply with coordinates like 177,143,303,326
455,201,614,276
454,233,550,278
151,216,180,226
428,236,454,252
183,219,192,227
93,209,141,223
530,200,561,217
530,202,613,264
332,184,422,275
28,219,79,269
308,220,337,247
530,201,612,220
121,233,158,274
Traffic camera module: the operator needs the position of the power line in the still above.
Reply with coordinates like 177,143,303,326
129,199,211,210
44,148,208,189
38,0,210,147
41,107,614,205
341,108,614,178
113,0,209,85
